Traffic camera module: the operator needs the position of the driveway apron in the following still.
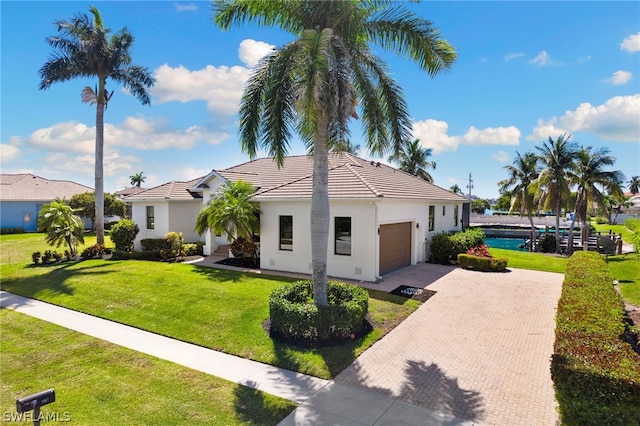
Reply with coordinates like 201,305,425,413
335,266,563,425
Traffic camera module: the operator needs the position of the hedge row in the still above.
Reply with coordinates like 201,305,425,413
552,251,640,425
430,228,485,264
458,254,508,272
269,280,368,341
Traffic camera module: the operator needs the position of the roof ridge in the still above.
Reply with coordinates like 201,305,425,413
346,164,383,197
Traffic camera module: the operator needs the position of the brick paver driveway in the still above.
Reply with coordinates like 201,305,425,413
337,265,563,425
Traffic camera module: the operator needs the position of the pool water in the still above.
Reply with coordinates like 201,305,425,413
484,237,528,251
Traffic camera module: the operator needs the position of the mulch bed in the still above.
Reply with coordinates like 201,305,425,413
215,257,259,268
389,285,437,303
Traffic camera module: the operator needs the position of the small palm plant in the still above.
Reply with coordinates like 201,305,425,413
38,199,85,258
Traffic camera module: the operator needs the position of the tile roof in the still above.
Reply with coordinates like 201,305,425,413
218,153,467,202
0,174,93,201
124,178,203,201
115,186,146,197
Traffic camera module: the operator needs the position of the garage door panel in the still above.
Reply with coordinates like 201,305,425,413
379,222,411,275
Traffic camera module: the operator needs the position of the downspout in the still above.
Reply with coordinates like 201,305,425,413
371,201,381,280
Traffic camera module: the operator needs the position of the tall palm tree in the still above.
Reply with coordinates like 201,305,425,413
568,146,624,249
498,151,539,251
39,6,155,246
214,0,456,305
195,180,260,243
38,199,85,257
129,171,146,187
534,133,579,253
628,175,640,195
389,138,437,182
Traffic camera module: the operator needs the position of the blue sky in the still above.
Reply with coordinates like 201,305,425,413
2,1,639,199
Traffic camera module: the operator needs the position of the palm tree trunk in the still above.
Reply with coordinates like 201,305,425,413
527,211,536,252
94,79,106,246
567,195,581,256
554,198,561,254
311,117,329,306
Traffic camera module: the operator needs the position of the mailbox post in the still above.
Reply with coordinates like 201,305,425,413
16,389,55,426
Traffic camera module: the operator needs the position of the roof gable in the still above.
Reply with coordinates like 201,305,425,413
0,174,93,201
125,178,203,201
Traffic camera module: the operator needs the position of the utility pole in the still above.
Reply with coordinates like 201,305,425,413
467,173,474,199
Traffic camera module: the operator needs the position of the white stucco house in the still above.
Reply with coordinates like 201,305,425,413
126,153,469,282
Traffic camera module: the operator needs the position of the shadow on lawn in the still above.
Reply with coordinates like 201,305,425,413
190,265,297,284
0,261,117,298
233,381,297,425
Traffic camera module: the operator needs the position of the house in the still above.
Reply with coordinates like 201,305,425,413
127,153,469,281
115,186,146,219
0,174,93,232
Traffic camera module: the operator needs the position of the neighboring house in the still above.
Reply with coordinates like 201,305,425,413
125,179,204,246
128,153,469,281
617,192,640,222
115,186,146,219
0,174,93,232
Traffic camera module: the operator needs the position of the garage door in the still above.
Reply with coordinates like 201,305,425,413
379,222,412,275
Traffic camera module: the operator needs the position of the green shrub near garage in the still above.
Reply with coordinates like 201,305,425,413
458,254,508,272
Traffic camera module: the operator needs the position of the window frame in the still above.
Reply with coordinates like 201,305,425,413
428,205,435,231
146,206,155,230
454,205,459,227
334,216,352,256
279,215,293,251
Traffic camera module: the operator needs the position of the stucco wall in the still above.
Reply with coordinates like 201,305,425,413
0,201,42,232
168,201,203,243
132,202,170,250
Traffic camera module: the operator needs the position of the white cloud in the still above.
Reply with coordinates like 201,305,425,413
621,32,640,53
577,56,591,64
1,144,21,164
152,63,250,115
492,150,510,163
238,39,276,68
529,50,552,66
505,52,525,61
529,94,640,142
178,166,211,181
461,126,521,146
174,3,197,12
607,70,632,85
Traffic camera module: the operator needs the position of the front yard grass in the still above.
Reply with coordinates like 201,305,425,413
0,309,296,425
1,234,419,379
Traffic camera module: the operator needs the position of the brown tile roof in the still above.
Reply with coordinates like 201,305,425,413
0,174,93,201
124,178,203,201
217,153,466,202
115,186,146,197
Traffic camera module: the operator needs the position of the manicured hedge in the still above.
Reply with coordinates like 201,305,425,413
552,251,640,425
458,254,508,272
269,280,368,341
430,228,485,264
111,249,161,261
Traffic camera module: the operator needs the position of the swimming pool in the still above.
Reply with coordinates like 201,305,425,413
485,237,528,251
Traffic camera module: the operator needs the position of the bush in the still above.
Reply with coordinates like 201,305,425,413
32,251,41,265
430,232,453,264
162,232,183,260
539,234,557,253
1,227,24,235
140,238,167,251
183,242,204,257
269,280,369,341
111,249,161,261
625,218,640,232
458,254,508,272
552,252,640,424
230,236,259,259
110,220,139,252
449,228,485,260
595,215,608,225
81,244,107,259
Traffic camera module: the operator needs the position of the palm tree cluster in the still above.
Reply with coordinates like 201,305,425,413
498,133,626,253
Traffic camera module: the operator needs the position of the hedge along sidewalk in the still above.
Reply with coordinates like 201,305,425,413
551,251,640,425
0,291,329,403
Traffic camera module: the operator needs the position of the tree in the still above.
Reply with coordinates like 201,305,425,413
69,192,126,230
449,184,463,195
37,199,85,257
534,133,579,253
471,199,490,214
129,171,146,187
493,193,512,212
568,146,624,248
330,140,361,155
39,6,155,247
498,151,539,251
389,138,437,182
195,180,260,244
214,0,456,305
628,175,640,195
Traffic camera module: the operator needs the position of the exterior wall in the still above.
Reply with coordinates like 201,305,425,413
132,202,170,250
0,201,41,232
258,200,377,282
200,178,228,255
168,201,203,243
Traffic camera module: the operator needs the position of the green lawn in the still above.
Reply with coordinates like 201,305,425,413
0,233,419,379
0,309,296,425
489,248,568,274
591,221,634,243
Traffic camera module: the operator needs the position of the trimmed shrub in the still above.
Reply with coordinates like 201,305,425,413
458,254,508,272
269,280,369,341
111,249,161,261
183,242,204,257
430,232,453,264
162,232,183,260
110,219,139,252
1,227,24,235
552,251,640,424
625,218,640,232
140,238,167,251
81,244,107,259
449,227,485,260
595,215,608,225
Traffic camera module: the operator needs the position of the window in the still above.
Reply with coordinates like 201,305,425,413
279,215,293,251
146,206,155,229
454,205,459,227
428,206,435,231
335,217,351,256
442,206,446,216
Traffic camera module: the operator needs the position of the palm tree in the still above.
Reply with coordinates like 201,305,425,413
195,180,260,243
568,146,624,249
498,151,539,251
449,184,463,195
534,133,579,253
129,172,146,187
330,140,361,155
628,176,640,195
214,0,456,305
39,6,155,246
389,138,437,182
38,199,85,257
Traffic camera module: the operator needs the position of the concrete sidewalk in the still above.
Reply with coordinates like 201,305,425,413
1,291,472,425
